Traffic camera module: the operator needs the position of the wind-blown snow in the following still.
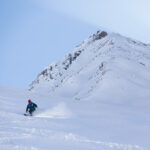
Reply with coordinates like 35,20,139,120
35,102,71,119
1,30,150,150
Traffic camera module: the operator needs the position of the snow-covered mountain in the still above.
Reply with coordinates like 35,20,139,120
1,30,150,150
29,30,150,101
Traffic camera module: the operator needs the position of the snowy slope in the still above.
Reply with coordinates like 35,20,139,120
29,30,150,102
1,30,150,150
0,86,149,150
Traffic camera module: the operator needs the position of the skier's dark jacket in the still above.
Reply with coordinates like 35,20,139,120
26,102,37,112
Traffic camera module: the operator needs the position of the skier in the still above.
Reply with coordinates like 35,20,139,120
26,99,38,116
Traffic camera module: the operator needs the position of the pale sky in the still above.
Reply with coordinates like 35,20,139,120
0,0,150,89
36,0,150,42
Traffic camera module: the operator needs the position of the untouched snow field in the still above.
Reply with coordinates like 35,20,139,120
0,86,150,150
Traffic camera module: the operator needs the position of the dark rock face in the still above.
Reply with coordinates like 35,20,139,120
93,30,107,41
41,69,49,76
63,49,84,70
40,65,54,79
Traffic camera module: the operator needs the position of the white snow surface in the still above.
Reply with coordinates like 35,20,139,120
1,30,150,150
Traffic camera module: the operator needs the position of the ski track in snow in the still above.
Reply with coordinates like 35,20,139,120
0,127,144,150
0,104,146,150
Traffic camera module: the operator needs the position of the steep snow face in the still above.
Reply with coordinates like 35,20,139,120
29,30,150,101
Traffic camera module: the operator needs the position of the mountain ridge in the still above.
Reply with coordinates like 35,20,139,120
29,29,150,101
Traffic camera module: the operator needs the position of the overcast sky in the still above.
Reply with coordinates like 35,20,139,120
0,0,150,89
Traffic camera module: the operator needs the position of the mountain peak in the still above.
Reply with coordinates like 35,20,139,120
91,30,108,41
29,30,150,101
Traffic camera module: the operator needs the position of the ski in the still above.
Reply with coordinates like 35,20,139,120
24,113,32,116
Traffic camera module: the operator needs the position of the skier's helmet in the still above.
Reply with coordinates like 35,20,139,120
28,99,31,103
